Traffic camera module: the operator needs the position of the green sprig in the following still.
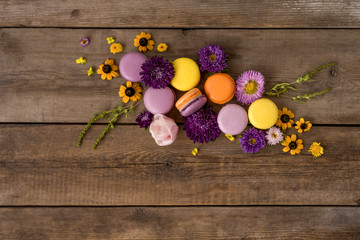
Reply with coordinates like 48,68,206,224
292,88,332,103
265,62,336,99
77,102,139,149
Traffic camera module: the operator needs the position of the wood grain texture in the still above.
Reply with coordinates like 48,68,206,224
1,207,359,239
0,28,358,124
1,124,359,205
1,0,360,28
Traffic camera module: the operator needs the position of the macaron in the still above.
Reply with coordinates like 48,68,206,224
144,87,176,115
204,73,235,104
171,58,200,91
217,104,248,135
175,88,207,117
248,98,278,129
119,52,147,82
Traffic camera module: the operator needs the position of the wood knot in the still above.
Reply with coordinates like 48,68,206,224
330,67,339,77
164,161,172,168
136,209,144,216
71,9,80,18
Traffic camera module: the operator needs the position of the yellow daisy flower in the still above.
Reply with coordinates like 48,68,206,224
295,118,312,133
276,107,295,130
119,81,143,103
157,43,168,52
107,37,115,44
281,134,303,155
309,142,324,157
76,57,87,64
97,59,119,80
134,32,154,53
110,43,123,54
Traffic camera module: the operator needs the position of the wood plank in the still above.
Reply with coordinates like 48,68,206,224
1,207,359,239
0,28,358,124
1,125,359,205
1,0,360,28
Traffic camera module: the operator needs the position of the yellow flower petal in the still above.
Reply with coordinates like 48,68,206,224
225,134,235,141
130,96,138,102
101,73,107,80
111,71,118,78
296,139,303,144
147,40,154,46
126,81,132,88
192,148,198,156
140,32,146,37
134,93,142,100
97,68,103,74
122,96,129,103
290,149,296,155
290,134,296,142
106,74,112,80
285,136,291,143
283,146,290,152
300,118,304,123
145,33,151,39
147,45,154,51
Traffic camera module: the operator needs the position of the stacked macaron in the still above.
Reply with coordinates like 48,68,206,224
175,88,207,117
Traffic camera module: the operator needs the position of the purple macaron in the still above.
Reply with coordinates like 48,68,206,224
144,87,176,115
217,104,248,135
119,52,147,82
175,88,207,117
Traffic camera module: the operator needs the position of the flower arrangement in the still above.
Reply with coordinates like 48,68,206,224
75,34,330,158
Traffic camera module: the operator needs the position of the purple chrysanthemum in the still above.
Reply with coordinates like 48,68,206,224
235,70,265,105
79,37,90,47
136,111,154,129
183,107,221,144
239,127,266,153
140,56,174,89
266,126,283,145
197,44,228,73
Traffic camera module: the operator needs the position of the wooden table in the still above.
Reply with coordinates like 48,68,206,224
1,1,360,239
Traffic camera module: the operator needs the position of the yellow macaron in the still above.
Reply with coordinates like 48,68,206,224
171,58,200,91
248,98,278,129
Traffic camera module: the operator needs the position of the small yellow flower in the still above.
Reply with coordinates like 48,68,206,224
134,32,154,53
295,118,312,133
76,57,87,64
309,142,324,157
276,107,295,130
107,37,115,44
281,134,303,155
225,134,235,141
87,67,94,76
119,81,143,103
157,43,168,52
110,43,123,54
192,148,199,156
97,59,119,80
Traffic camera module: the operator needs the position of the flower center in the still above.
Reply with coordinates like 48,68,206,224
209,54,216,62
249,138,256,144
125,87,135,97
271,133,278,138
82,40,87,44
102,65,112,73
300,123,308,129
289,142,297,150
244,80,258,95
139,38,148,46
311,145,320,154
280,114,290,123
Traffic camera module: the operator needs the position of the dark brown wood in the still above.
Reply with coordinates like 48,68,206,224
1,0,360,28
0,28,358,124
1,207,359,239
1,124,359,205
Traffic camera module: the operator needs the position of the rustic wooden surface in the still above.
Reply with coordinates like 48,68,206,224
1,0,360,239
1,207,360,239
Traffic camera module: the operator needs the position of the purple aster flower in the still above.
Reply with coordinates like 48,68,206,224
79,37,90,47
266,126,283,145
140,56,174,89
197,44,228,73
183,107,221,144
239,127,266,153
235,70,265,105
136,111,154,129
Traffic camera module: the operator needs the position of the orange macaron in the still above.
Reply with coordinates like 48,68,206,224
204,73,235,104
